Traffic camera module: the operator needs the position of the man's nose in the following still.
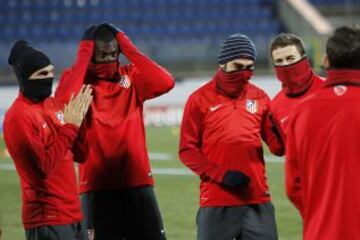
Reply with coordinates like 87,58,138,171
105,55,116,62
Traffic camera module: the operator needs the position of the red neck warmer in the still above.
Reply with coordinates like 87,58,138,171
88,61,120,82
215,68,253,98
275,57,314,97
325,69,360,87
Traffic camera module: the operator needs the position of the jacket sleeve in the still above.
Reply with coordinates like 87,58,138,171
285,114,305,218
5,112,79,177
261,96,285,156
71,121,89,164
55,40,94,103
178,95,227,183
115,32,175,102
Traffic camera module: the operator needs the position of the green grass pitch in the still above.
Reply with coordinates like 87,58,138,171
0,127,302,239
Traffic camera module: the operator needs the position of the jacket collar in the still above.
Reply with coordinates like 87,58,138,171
324,69,360,87
18,92,44,105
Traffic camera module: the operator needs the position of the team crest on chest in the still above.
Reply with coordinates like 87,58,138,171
119,75,131,89
246,99,258,114
55,111,65,125
333,85,347,96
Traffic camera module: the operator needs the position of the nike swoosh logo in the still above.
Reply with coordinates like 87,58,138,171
209,104,222,112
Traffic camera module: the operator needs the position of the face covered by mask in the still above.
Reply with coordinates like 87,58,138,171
88,25,121,82
88,60,120,82
8,40,53,103
22,78,53,102
215,68,253,98
274,57,314,97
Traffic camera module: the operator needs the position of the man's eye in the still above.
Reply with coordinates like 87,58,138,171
39,71,48,76
287,56,296,60
235,64,254,71
245,65,254,70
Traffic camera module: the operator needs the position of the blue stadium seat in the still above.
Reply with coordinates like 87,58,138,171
0,0,282,46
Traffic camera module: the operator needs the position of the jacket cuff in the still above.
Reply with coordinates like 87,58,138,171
61,123,79,142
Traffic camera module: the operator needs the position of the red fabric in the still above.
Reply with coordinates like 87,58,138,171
285,70,360,240
324,69,360,87
215,68,253,98
56,32,175,192
179,76,284,207
88,61,120,81
274,58,314,96
3,95,82,229
55,40,94,103
270,74,324,135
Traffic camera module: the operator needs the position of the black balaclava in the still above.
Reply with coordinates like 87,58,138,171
8,40,53,102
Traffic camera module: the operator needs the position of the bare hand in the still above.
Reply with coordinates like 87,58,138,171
63,85,93,127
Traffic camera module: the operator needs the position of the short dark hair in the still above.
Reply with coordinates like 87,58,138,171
270,33,306,58
94,24,115,43
326,26,360,69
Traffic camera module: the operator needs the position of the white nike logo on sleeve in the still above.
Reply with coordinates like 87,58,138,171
209,104,222,112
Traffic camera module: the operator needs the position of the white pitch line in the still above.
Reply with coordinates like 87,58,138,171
148,153,284,163
265,156,284,163
0,156,284,175
0,163,15,170
0,163,194,175
152,168,193,175
148,152,173,161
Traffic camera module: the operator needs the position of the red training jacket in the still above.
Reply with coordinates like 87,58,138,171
285,69,360,240
3,95,82,229
179,75,284,207
55,32,175,192
270,73,324,134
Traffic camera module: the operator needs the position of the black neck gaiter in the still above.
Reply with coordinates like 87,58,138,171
22,78,53,102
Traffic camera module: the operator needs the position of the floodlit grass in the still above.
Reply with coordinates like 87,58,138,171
0,128,302,239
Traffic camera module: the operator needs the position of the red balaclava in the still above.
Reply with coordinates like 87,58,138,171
216,33,256,98
215,68,253,98
88,24,121,82
274,57,313,96
88,60,120,81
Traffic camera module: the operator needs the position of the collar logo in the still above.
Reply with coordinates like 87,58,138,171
55,111,65,125
334,85,347,96
119,75,131,89
246,99,258,114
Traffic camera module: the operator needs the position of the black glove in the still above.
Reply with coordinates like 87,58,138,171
269,113,284,142
82,25,97,40
222,170,251,187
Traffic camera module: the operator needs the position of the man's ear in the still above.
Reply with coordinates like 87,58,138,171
323,55,330,69
219,64,226,71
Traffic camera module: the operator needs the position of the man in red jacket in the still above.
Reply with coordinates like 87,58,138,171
4,40,92,240
56,23,175,240
179,33,284,240
270,33,324,134
286,26,360,240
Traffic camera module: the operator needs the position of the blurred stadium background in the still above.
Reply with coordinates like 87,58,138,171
0,0,359,239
